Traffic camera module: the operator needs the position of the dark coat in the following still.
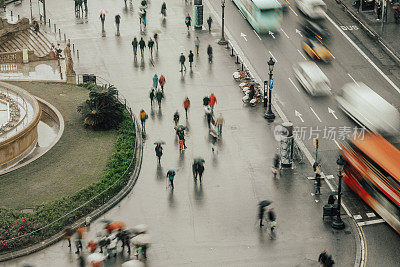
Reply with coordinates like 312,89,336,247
179,55,186,63
139,39,146,49
188,52,194,62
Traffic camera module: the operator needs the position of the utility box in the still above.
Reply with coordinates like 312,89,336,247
194,0,203,29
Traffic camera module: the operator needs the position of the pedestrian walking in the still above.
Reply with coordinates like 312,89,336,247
154,33,159,50
78,0,83,16
100,12,106,35
139,109,148,132
159,74,166,91
155,144,163,164
161,2,167,17
179,53,187,72
116,229,131,254
152,74,158,89
183,97,190,118
64,226,73,248
203,96,210,106
216,113,224,136
207,16,213,32
194,36,200,55
315,167,322,195
188,50,194,69
177,128,186,150
205,105,212,128
167,169,176,189
192,162,199,179
74,227,86,254
115,14,121,36
149,88,155,106
83,0,88,14
197,164,204,182
267,208,276,235
258,205,265,227
148,38,154,57
132,37,138,56
207,44,213,63
185,13,192,31
173,111,180,126
156,89,163,108
139,37,146,57
318,249,335,266
209,93,217,112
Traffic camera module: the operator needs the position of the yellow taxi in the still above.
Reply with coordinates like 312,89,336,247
302,38,334,62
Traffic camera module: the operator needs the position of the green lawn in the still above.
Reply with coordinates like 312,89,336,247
0,82,117,210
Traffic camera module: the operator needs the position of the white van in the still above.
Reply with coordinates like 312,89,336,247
296,0,327,19
336,82,400,136
293,61,331,96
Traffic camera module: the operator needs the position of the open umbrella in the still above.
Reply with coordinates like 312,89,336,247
153,29,161,34
174,125,186,132
154,140,166,145
99,9,108,15
122,260,145,267
131,224,148,235
131,234,151,246
258,200,272,207
105,221,126,233
194,158,205,164
87,253,105,263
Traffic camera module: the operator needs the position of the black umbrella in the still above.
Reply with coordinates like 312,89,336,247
154,140,166,145
258,200,272,207
194,157,205,164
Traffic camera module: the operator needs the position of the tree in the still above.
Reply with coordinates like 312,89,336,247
78,84,125,130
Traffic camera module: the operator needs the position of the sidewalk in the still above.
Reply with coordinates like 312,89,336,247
2,0,357,266
339,0,400,64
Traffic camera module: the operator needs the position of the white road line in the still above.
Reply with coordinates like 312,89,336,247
357,219,385,226
325,13,400,94
269,51,277,62
288,77,300,92
347,73,360,86
238,9,246,20
253,30,261,40
310,106,322,122
297,49,307,60
333,139,341,149
354,214,362,220
289,6,298,16
281,28,289,38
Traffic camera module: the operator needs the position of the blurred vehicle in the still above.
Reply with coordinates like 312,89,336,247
296,0,327,19
302,38,334,62
299,19,331,42
293,61,331,96
232,0,283,33
336,82,400,136
340,133,400,234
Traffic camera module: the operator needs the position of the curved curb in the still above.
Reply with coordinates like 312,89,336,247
0,112,143,262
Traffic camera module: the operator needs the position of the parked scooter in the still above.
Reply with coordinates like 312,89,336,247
233,70,252,81
242,91,263,106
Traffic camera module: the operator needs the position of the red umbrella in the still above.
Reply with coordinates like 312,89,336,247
105,221,126,234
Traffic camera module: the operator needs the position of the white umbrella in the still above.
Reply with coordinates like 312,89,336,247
131,234,151,246
122,260,145,267
87,253,105,263
132,224,148,234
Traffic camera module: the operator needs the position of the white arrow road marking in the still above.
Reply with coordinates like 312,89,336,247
253,30,261,40
333,139,340,149
295,110,304,122
268,31,275,39
289,6,298,16
281,28,289,38
328,107,338,119
297,49,307,60
269,51,277,62
310,107,322,122
347,73,359,86
295,29,303,37
288,78,300,92
240,32,247,41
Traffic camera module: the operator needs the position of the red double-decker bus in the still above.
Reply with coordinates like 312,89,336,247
340,133,400,234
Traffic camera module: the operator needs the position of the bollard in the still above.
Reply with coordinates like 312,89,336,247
77,49,79,59
235,55,240,64
10,11,13,20
48,19,51,27
231,47,234,57
54,24,56,33
73,43,75,52
241,62,244,71
64,33,66,42
59,29,61,40
17,15,20,21
226,42,229,49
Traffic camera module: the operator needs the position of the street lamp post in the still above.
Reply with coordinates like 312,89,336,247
218,0,228,45
332,155,346,230
264,57,275,121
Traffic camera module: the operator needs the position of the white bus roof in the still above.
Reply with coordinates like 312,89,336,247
252,0,282,9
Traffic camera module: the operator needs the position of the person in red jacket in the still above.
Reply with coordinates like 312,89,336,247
183,97,191,118
159,74,166,91
209,93,217,112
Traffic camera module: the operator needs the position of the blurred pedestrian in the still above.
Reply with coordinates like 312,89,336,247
132,37,138,56
315,165,321,195
258,205,265,227
183,97,190,118
84,0,88,13
74,227,86,254
139,37,146,57
207,16,213,32
179,53,187,72
173,111,180,126
159,74,166,91
64,226,73,248
154,32,159,50
216,113,224,136
115,14,121,36
156,89,163,108
161,2,167,17
78,252,86,267
205,105,212,128
188,50,194,69
194,36,200,55
167,169,176,189
149,88,155,106
139,109,148,132
185,13,192,31
86,240,98,253
318,249,336,266
177,128,186,149
209,93,217,112
152,73,158,88
155,144,163,163
207,44,213,63
116,229,131,254
148,38,154,57
100,12,106,34
192,162,199,179
267,208,276,234
197,164,204,182
203,96,210,106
